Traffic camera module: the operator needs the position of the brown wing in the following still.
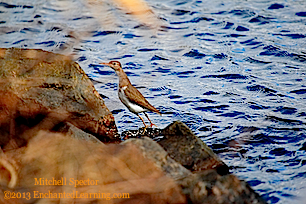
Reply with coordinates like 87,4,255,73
124,83,160,114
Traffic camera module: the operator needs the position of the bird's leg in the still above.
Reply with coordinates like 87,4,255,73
137,114,149,133
137,114,148,127
144,112,158,128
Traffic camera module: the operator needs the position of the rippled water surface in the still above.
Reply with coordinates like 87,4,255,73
1,0,306,203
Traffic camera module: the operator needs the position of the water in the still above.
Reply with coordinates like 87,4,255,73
1,0,306,203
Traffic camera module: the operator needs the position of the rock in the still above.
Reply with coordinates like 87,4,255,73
0,131,186,204
123,137,192,181
0,121,266,204
122,134,266,204
121,121,229,174
57,122,104,144
159,121,229,175
0,47,119,148
180,170,266,204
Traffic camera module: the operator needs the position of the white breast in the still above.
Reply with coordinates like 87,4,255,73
118,86,147,114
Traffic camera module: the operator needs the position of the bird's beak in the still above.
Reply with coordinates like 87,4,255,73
99,62,110,66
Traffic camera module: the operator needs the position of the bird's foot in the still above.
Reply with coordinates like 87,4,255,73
141,125,149,133
150,123,158,128
141,124,157,134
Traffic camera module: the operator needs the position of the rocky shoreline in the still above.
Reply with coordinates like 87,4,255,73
0,48,266,203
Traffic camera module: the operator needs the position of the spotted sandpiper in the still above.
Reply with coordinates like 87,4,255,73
100,61,161,127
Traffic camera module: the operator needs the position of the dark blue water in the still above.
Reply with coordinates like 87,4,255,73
1,0,306,203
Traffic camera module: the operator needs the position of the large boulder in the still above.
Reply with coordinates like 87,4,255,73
0,131,186,204
0,47,119,149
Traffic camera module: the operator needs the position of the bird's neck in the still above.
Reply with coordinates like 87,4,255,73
116,69,131,87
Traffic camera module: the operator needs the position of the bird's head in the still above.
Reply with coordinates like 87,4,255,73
100,61,122,72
